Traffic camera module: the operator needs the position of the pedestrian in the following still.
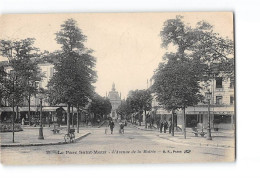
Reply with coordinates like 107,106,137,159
108,120,115,134
163,121,168,133
21,117,25,126
169,120,172,134
119,122,125,134
160,121,163,133
156,120,160,130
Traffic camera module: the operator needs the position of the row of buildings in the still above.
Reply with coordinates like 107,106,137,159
1,61,75,125
0,60,122,124
1,60,235,130
105,73,235,131
149,76,235,130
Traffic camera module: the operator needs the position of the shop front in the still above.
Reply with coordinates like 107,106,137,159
152,105,235,130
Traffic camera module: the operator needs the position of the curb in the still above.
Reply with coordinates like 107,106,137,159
74,132,91,142
157,134,234,149
97,121,106,128
131,123,233,149
131,124,156,131
0,132,91,148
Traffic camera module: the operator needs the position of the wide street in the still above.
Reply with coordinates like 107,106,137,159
0,123,234,165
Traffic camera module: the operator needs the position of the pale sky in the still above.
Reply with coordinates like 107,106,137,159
0,12,233,99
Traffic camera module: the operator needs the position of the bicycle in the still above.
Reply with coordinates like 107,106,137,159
64,128,75,143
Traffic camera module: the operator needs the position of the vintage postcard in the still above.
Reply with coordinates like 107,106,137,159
0,12,235,165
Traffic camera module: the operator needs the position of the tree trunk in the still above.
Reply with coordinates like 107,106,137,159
77,105,79,133
16,105,18,123
144,110,147,128
48,112,51,127
28,95,31,126
139,113,141,126
67,103,71,134
72,106,74,128
93,113,96,126
171,109,174,136
12,97,15,143
183,107,186,139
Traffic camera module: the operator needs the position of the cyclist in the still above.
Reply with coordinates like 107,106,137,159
119,122,125,134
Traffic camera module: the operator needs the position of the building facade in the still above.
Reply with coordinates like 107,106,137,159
1,61,67,124
107,83,121,120
151,77,235,130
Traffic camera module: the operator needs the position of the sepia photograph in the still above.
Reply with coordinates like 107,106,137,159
0,12,235,165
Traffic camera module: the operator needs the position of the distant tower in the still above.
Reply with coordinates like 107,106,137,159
107,83,121,120
112,82,116,91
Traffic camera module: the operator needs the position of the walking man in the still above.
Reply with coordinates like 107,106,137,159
163,121,168,133
160,121,163,133
108,120,115,134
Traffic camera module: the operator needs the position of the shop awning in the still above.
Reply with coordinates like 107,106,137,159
0,106,84,112
153,105,235,115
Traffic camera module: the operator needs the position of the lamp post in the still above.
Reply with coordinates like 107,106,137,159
77,105,80,133
205,90,212,140
27,80,34,126
38,91,44,140
10,70,16,143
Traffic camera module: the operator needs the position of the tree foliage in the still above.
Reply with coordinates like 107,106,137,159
0,66,7,106
152,54,204,110
153,16,234,111
160,16,234,78
48,19,97,108
127,89,152,113
116,99,132,119
0,38,42,106
55,19,86,52
89,94,112,118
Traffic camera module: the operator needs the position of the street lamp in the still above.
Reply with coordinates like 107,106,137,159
10,70,16,143
38,89,45,140
205,90,212,140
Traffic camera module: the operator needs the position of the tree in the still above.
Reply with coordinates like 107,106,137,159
116,99,132,120
0,66,7,107
155,16,234,138
160,16,234,79
127,89,152,127
48,19,97,133
152,54,203,138
0,38,42,125
89,94,112,123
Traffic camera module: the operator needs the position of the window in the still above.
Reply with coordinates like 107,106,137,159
50,67,54,78
216,96,223,105
230,96,234,104
216,77,223,88
230,78,234,88
214,115,232,124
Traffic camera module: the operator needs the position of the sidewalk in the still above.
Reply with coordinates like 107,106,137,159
0,126,91,147
130,123,157,131
132,123,235,148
